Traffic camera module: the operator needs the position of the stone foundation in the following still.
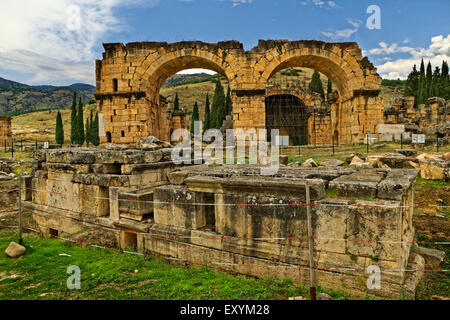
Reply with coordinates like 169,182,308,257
22,145,429,299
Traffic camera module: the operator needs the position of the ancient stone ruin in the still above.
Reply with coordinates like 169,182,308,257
23,140,430,298
95,40,383,146
0,116,12,146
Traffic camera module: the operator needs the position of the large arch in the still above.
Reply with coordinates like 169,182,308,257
95,40,383,145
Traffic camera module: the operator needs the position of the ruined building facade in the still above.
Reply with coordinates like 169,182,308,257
0,116,12,146
95,40,383,146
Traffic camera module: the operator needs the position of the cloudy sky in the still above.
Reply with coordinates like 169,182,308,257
0,0,449,85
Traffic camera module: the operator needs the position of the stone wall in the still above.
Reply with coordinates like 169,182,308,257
0,116,12,145
24,148,425,298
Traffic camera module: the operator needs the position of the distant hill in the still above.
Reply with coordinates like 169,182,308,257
0,77,95,116
162,73,218,88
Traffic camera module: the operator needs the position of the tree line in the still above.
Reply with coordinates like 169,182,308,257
404,59,449,105
55,92,100,146
173,79,232,134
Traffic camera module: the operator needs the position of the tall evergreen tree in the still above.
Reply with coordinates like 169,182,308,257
308,70,325,100
426,61,433,100
417,59,426,105
327,79,332,99
85,115,90,147
88,109,94,145
441,61,449,100
404,65,420,104
225,86,232,115
204,93,211,132
211,80,226,128
76,97,85,145
174,93,179,110
55,111,64,146
70,92,78,144
431,66,441,98
91,112,100,146
190,102,200,134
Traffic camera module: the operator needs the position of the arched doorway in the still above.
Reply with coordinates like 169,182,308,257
265,94,310,145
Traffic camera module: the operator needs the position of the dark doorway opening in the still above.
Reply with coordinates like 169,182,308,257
265,94,310,145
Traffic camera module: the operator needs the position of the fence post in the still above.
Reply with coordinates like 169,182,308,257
366,133,369,154
11,141,14,158
332,135,335,156
436,135,439,153
35,140,38,151
18,176,23,245
305,181,316,300
400,133,403,150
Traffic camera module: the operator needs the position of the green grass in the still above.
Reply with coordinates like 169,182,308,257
1,230,353,300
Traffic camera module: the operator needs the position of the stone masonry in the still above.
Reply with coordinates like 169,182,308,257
95,40,383,145
23,144,428,298
0,116,12,146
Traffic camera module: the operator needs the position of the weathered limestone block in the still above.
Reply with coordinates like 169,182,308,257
319,159,344,167
377,169,419,201
118,188,154,220
419,160,449,180
92,163,122,174
346,200,402,262
95,150,145,164
413,246,445,268
153,185,206,229
314,200,349,254
395,149,418,157
46,150,96,164
80,184,109,217
329,170,385,198
73,173,131,187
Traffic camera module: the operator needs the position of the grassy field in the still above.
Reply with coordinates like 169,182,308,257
0,230,354,300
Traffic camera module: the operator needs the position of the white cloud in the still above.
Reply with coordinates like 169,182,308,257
321,19,361,40
0,0,159,85
231,0,253,7
301,0,338,8
373,34,450,79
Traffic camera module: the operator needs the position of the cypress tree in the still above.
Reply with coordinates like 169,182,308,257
88,109,94,145
70,92,78,144
426,61,433,101
404,65,419,103
190,102,200,134
204,93,211,132
309,70,325,100
417,59,426,105
85,116,90,147
441,61,449,100
55,111,64,146
91,112,100,146
76,97,85,145
327,79,332,99
225,86,232,115
211,80,226,128
431,66,441,98
174,93,179,110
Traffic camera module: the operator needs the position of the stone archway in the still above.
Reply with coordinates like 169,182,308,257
95,40,383,145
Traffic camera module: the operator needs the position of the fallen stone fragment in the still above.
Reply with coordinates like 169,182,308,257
135,136,173,150
288,296,305,300
302,158,318,168
5,242,26,258
414,246,445,268
395,149,418,157
320,159,344,167
317,293,333,300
